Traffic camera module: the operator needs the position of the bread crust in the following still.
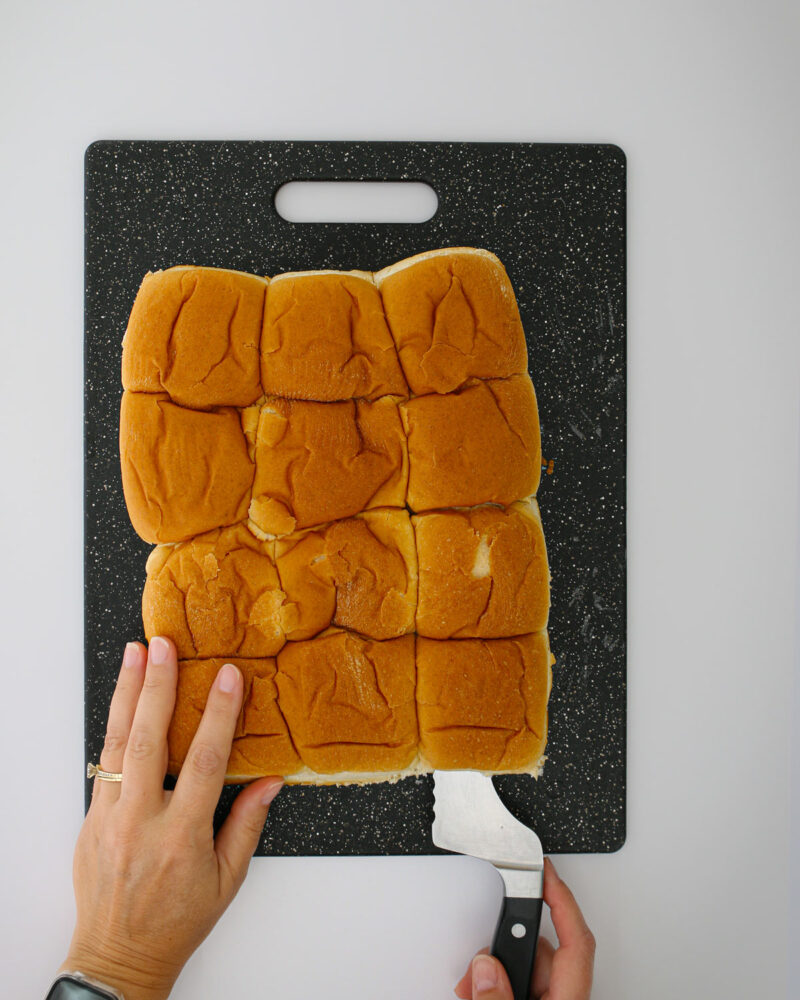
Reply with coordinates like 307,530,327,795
261,270,408,401
274,509,417,641
119,391,254,544
401,375,541,512
168,658,301,777
248,396,408,535
166,632,552,783
417,632,553,771
122,250,554,783
375,248,527,394
122,267,266,408
142,524,285,659
275,630,418,775
414,499,550,639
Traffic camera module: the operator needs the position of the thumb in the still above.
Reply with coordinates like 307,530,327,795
471,955,513,1000
214,777,284,897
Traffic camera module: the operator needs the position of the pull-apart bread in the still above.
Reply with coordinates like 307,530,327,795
414,499,550,639
168,658,301,779
400,375,541,511
247,395,408,536
120,247,554,784
417,632,551,772
374,248,528,394
275,630,418,777
142,512,418,656
261,271,408,401
142,524,286,660
120,392,254,544
122,267,266,408
273,509,417,641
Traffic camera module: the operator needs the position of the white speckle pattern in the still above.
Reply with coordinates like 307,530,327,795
84,140,626,856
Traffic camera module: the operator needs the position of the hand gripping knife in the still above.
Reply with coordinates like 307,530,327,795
432,771,544,1000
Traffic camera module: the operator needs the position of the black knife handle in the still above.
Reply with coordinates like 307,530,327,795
491,895,543,1000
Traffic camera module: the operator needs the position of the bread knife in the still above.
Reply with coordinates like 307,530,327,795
432,771,544,1000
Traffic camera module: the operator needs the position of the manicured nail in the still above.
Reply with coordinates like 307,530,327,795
260,779,284,807
123,643,140,668
149,636,169,665
472,955,499,993
217,662,240,693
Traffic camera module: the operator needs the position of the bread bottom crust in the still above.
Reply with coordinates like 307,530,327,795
214,754,546,787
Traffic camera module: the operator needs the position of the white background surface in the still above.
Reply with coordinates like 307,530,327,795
1,2,798,998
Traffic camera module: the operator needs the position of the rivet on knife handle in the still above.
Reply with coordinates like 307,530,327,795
491,895,544,1000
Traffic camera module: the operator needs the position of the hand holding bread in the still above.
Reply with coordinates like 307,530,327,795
61,639,283,1000
62,247,584,998
62,640,591,1000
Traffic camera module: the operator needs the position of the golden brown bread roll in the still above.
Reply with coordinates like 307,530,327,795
275,630,417,775
248,396,408,536
119,391,255,544
122,250,553,784
261,271,408,401
168,658,302,778
122,267,266,409
400,375,541,512
375,248,528,395
167,634,552,783
416,632,553,771
142,524,285,659
414,499,550,639
274,509,417,640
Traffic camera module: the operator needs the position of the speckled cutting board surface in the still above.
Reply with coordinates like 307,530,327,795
84,140,626,855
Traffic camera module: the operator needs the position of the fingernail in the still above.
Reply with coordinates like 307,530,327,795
123,643,140,668
260,779,284,807
217,662,240,693
149,636,169,665
472,955,499,993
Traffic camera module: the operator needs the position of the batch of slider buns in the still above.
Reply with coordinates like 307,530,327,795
119,246,553,784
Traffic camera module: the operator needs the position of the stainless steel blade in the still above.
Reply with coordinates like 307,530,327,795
432,770,544,898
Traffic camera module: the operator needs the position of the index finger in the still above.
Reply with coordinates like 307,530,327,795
544,858,595,999
168,663,243,826
543,857,594,951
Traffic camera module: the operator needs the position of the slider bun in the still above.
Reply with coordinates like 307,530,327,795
119,391,254,544
168,658,302,777
142,524,285,659
248,396,408,536
414,499,550,638
167,635,551,785
122,267,266,408
275,630,417,775
417,632,553,771
275,509,417,640
401,375,541,512
375,248,527,395
122,251,553,785
262,271,408,401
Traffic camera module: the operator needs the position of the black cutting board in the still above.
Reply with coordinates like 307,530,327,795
84,140,626,855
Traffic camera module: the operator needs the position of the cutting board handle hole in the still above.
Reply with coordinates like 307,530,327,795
274,181,438,224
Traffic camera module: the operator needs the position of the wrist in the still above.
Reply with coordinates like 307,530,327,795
60,942,176,1000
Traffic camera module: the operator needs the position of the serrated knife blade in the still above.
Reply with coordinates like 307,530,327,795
432,770,544,1000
